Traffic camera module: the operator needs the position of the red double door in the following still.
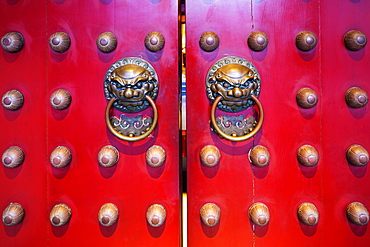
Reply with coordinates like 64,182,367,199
1,1,370,246
0,1,180,246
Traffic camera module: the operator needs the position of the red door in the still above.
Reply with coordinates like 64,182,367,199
2,1,370,246
186,0,370,246
0,1,180,246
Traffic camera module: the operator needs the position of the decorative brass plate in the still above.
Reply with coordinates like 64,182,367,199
104,57,158,113
206,56,261,113
110,115,153,137
212,114,257,137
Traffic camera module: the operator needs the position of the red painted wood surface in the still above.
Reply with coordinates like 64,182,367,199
320,1,370,246
0,1,180,246
0,1,48,245
186,0,370,246
186,1,255,246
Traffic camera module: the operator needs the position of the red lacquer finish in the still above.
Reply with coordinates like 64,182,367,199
320,1,370,245
2,0,370,246
186,1,255,246
186,0,369,246
0,1,48,245
1,0,180,246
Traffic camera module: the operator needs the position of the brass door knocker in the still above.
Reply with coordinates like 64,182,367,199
104,57,159,141
206,56,264,141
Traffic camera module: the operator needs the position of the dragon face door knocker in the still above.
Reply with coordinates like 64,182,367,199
207,56,264,141
104,57,159,141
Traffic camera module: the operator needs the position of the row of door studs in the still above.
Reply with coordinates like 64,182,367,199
2,86,368,113
1,30,367,55
2,143,368,170
2,201,369,228
2,145,166,169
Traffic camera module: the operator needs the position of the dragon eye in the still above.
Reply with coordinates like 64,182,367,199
113,80,123,86
223,82,231,88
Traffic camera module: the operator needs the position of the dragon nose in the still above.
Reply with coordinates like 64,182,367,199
232,88,243,98
123,89,134,98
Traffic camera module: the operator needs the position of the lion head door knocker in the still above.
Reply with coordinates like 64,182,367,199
207,56,264,141
104,57,158,141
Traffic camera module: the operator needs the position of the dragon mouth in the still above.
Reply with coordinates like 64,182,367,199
211,83,255,106
117,100,144,107
107,84,153,106
220,99,250,106
115,92,146,106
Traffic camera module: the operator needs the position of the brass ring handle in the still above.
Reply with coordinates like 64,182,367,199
105,95,158,142
211,95,264,141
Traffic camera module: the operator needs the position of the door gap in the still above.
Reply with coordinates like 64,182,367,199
180,0,187,193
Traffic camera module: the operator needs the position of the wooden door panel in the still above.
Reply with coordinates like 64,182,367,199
252,1,322,245
0,1,48,245
186,1,255,246
320,1,370,245
186,1,370,246
1,1,180,246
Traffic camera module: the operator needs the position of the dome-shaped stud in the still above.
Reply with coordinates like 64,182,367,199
97,32,117,53
2,89,24,110
297,145,319,167
248,31,268,52
49,32,71,53
50,146,72,168
146,203,166,227
98,203,119,227
346,144,369,166
296,31,318,51
144,31,165,52
146,145,166,167
345,87,368,108
98,145,119,168
200,145,220,167
50,203,72,226
1,32,24,53
199,31,219,52
346,202,369,225
50,89,72,110
2,203,25,226
249,202,270,226
344,30,367,51
297,202,319,226
2,146,24,168
200,203,221,227
249,145,270,167
296,88,318,109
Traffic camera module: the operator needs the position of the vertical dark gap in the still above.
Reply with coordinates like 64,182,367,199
179,1,187,246
180,0,187,193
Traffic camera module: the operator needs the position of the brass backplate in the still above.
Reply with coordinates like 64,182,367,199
206,56,261,113
104,57,158,113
